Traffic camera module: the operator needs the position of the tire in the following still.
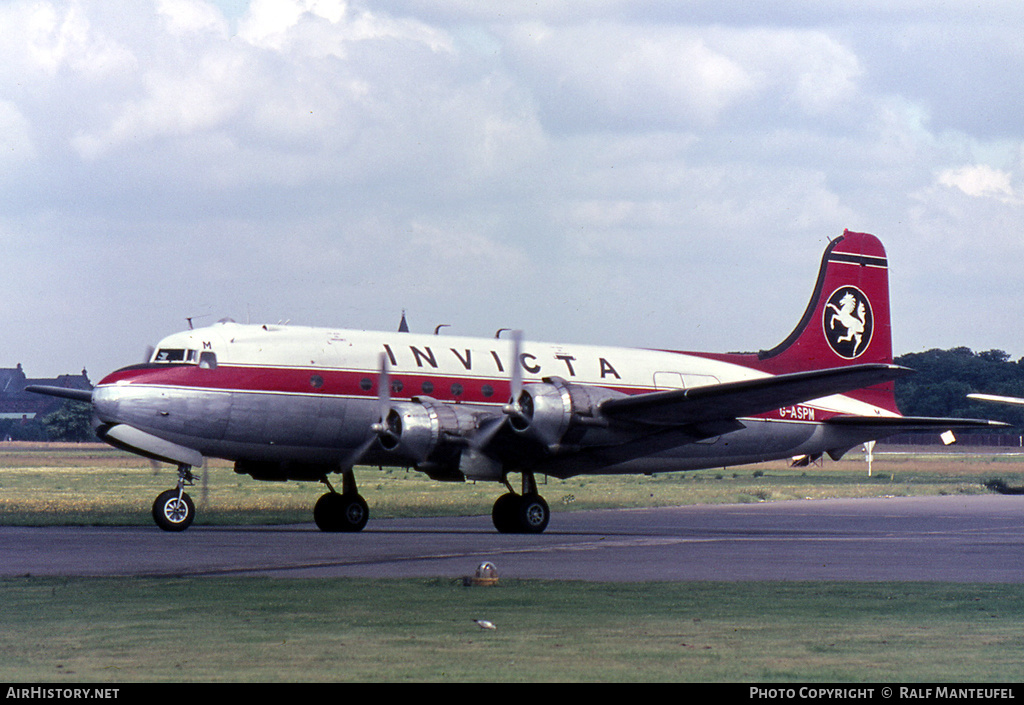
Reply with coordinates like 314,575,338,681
152,489,195,532
314,492,369,532
492,493,550,534
516,493,550,534
491,492,519,533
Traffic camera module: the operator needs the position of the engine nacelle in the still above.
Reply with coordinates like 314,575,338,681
376,397,479,465
509,376,622,452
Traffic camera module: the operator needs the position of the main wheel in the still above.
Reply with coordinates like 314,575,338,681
516,493,550,534
314,492,369,532
492,492,520,533
152,489,195,532
492,493,550,534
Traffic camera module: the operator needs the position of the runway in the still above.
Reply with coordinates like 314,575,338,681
4,495,1024,582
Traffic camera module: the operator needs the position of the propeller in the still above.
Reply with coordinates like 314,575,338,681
340,353,395,470
505,329,525,418
370,354,403,449
471,330,526,449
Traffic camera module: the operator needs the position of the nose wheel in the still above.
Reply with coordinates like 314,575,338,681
152,465,197,532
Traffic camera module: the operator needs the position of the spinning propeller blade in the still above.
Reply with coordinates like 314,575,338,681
471,330,526,449
342,353,394,470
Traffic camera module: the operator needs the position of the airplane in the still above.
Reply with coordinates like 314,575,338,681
28,229,1006,534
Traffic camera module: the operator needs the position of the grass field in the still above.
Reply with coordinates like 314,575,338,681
3,442,1024,682
2,441,1023,527
2,578,1024,682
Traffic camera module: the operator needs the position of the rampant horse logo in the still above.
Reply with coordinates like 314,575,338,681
823,286,873,359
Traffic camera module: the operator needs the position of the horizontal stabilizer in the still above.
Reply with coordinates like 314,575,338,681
24,385,93,403
100,424,204,468
826,415,1010,431
968,393,1024,407
600,363,912,427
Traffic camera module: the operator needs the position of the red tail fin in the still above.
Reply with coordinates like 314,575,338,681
754,230,896,412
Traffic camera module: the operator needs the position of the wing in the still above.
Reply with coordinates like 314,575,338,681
24,385,93,403
599,363,912,427
968,393,1024,407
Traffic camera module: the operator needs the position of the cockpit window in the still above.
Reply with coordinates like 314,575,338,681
154,349,186,362
153,349,200,364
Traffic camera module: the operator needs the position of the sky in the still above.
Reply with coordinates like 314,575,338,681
2,0,1023,379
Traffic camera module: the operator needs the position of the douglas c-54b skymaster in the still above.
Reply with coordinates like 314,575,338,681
29,230,1004,533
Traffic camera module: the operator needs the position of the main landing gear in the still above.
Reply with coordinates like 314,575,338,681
150,465,549,535
152,464,197,532
492,472,550,534
313,470,369,532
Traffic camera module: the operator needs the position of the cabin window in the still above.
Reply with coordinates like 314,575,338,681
199,352,218,370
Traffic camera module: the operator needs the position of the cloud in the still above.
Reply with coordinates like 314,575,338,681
237,0,451,54
937,164,1021,204
503,23,863,133
158,0,230,36
2,0,1024,375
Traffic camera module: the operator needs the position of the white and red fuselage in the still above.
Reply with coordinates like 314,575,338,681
94,323,892,475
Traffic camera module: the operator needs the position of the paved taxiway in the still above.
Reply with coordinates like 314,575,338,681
4,495,1023,582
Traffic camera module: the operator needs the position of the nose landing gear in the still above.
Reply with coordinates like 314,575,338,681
152,465,197,532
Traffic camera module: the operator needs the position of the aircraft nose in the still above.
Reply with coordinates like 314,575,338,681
92,384,126,425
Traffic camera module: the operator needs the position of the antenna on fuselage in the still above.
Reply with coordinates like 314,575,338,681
185,314,212,330
398,310,409,332
434,324,450,335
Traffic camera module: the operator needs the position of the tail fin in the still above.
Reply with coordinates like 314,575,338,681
755,230,896,412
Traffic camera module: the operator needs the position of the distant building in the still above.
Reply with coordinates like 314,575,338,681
0,363,92,421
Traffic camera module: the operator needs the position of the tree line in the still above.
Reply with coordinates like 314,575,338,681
1,400,94,443
894,347,1024,431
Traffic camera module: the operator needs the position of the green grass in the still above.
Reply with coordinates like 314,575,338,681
2,577,1023,682
4,444,1024,682
2,442,1022,527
